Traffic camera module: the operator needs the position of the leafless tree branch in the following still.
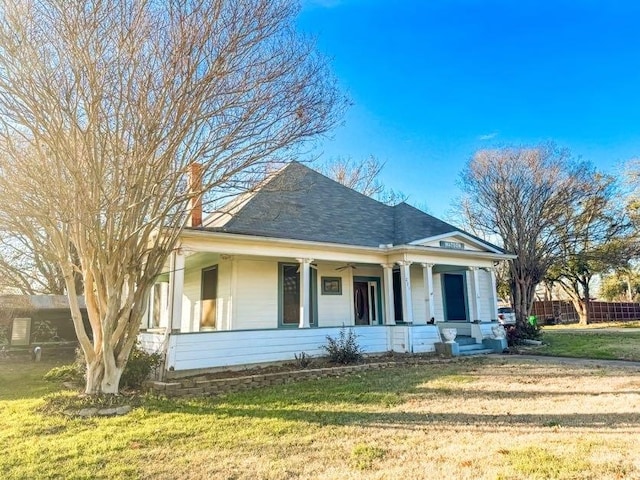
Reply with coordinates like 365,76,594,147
0,0,344,394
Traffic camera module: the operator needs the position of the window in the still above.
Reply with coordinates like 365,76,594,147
201,266,218,329
392,269,403,322
279,263,317,326
281,264,300,325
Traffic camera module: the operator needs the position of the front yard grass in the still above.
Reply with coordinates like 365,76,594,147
2,356,640,479
537,329,640,361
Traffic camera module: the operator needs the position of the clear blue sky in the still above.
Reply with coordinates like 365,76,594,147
297,0,640,218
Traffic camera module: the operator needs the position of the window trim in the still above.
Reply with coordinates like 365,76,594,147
278,262,318,328
353,275,384,325
200,265,218,329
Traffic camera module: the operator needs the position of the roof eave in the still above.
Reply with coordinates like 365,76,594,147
179,229,516,260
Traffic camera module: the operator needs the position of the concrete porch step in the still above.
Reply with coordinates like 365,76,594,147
458,343,494,356
455,335,476,346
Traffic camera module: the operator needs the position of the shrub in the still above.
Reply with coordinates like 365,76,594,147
44,343,162,390
44,363,84,383
0,325,9,346
294,351,312,369
120,343,162,389
322,327,362,364
506,320,543,346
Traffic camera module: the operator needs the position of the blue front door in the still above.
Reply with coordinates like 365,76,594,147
443,273,468,321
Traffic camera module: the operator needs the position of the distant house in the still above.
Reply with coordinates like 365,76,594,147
0,295,87,346
139,162,513,374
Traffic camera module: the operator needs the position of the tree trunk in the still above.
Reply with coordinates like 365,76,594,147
569,297,588,325
512,277,535,326
85,354,124,395
579,279,592,326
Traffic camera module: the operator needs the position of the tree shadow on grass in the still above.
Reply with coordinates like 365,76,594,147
143,399,640,433
141,361,640,434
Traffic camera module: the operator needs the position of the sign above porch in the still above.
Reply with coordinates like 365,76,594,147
439,240,465,250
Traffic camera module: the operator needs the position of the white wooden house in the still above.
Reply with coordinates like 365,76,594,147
139,162,513,375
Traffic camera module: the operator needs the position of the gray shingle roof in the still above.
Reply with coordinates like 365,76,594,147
199,162,491,249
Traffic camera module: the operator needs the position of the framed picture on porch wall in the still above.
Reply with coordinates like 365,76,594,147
321,277,342,295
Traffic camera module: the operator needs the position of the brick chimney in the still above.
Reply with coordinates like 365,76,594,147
188,162,203,227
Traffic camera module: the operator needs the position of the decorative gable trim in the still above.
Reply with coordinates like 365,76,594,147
407,231,503,254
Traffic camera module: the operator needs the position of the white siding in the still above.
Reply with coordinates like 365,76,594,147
217,260,232,330
391,326,409,352
316,265,351,327
180,260,232,332
410,325,442,353
138,332,165,354
477,269,495,320
233,259,278,329
166,325,391,371
410,265,426,323
354,266,382,277
182,265,202,332
432,273,444,322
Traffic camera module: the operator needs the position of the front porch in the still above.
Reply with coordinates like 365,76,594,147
139,239,505,373
142,250,501,334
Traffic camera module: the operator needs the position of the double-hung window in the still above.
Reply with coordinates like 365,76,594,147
279,263,317,326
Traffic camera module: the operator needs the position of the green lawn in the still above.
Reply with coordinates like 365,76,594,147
537,329,640,361
2,355,640,479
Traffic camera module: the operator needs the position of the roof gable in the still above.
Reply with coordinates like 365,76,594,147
408,232,503,254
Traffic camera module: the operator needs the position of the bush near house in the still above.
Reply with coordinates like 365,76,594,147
506,320,543,346
44,343,162,390
322,327,363,364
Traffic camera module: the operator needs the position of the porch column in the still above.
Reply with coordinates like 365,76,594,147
381,263,396,325
468,266,481,322
421,263,435,323
489,267,499,320
297,258,313,328
398,261,414,324
168,249,185,331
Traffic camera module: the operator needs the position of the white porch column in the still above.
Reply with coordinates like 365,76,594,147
489,267,499,320
468,266,481,322
297,258,313,328
421,263,435,323
398,261,414,323
168,249,185,331
381,263,396,325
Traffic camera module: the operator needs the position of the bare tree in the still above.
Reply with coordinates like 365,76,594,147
0,226,83,295
545,173,638,324
459,144,589,324
321,156,407,205
0,0,343,394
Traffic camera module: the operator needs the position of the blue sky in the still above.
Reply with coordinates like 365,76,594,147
298,0,640,218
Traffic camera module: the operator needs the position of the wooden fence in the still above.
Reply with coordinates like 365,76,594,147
532,300,640,323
